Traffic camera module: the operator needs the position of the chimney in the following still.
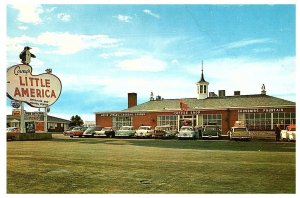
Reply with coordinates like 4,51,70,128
128,93,137,108
234,91,240,96
218,90,226,97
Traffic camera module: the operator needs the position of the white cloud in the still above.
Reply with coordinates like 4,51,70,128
117,56,167,72
114,14,132,23
18,26,28,30
171,59,179,64
57,13,71,22
100,51,132,59
11,4,44,24
143,9,160,19
46,7,56,13
35,32,120,54
219,38,273,50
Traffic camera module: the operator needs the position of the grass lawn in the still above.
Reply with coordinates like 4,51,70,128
7,134,295,194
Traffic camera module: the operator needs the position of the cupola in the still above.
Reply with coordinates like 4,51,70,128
196,61,209,99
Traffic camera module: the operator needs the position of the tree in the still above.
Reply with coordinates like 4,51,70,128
69,115,84,127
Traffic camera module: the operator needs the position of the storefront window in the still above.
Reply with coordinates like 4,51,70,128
201,114,222,128
157,115,178,128
239,112,295,131
112,116,132,129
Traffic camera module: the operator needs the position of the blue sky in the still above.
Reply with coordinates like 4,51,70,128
5,3,296,121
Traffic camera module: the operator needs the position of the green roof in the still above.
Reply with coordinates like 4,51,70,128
122,94,295,112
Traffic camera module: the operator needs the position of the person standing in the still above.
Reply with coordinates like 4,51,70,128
275,124,281,141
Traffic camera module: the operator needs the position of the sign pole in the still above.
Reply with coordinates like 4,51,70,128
20,102,25,133
44,106,48,133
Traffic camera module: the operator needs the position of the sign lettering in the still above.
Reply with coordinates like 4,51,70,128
7,64,62,108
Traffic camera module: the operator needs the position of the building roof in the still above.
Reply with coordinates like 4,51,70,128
122,94,295,112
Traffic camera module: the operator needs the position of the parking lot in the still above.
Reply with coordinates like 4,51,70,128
7,134,296,193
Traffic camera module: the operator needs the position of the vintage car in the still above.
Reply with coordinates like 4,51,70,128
177,126,199,139
6,127,20,133
64,126,88,138
135,126,154,138
83,126,102,137
95,127,115,138
115,126,136,138
228,121,251,140
6,127,20,141
281,125,296,141
153,125,177,139
201,125,221,139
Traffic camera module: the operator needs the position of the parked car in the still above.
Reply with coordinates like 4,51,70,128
135,126,154,138
6,127,20,133
83,126,102,137
64,126,87,138
201,125,221,139
177,126,199,139
281,125,296,141
115,126,136,138
6,127,19,141
95,127,115,138
228,121,251,140
153,125,177,139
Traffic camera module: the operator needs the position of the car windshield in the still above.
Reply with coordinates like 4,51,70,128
6,127,17,132
181,127,193,131
85,127,96,132
234,127,247,132
155,127,169,130
205,126,217,131
139,126,151,130
120,126,133,130
102,127,111,131
72,127,82,131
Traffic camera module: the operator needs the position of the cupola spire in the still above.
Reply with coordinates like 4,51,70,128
196,60,209,99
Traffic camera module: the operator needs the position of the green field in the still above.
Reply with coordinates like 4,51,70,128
7,134,295,194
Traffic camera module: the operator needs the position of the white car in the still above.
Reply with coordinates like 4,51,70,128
135,126,154,138
115,126,136,137
95,127,115,138
281,125,296,141
177,126,199,139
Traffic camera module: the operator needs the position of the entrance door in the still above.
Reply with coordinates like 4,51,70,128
179,115,196,128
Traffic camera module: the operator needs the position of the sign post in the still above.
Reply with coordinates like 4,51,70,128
44,106,48,132
20,102,25,133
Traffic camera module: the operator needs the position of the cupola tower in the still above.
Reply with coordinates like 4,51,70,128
196,61,209,99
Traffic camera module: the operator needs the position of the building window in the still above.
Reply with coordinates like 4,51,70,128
202,114,222,128
238,112,295,131
200,85,203,94
157,115,178,128
273,112,296,129
112,116,133,129
203,85,207,94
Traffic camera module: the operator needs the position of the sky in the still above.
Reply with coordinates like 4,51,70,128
4,2,297,122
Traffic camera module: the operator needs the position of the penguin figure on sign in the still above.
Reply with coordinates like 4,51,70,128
19,46,36,65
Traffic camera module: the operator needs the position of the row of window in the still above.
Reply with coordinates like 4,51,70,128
238,112,296,131
112,114,222,129
111,112,295,131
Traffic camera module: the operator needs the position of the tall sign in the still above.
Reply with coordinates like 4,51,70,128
7,47,62,133
7,64,62,108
